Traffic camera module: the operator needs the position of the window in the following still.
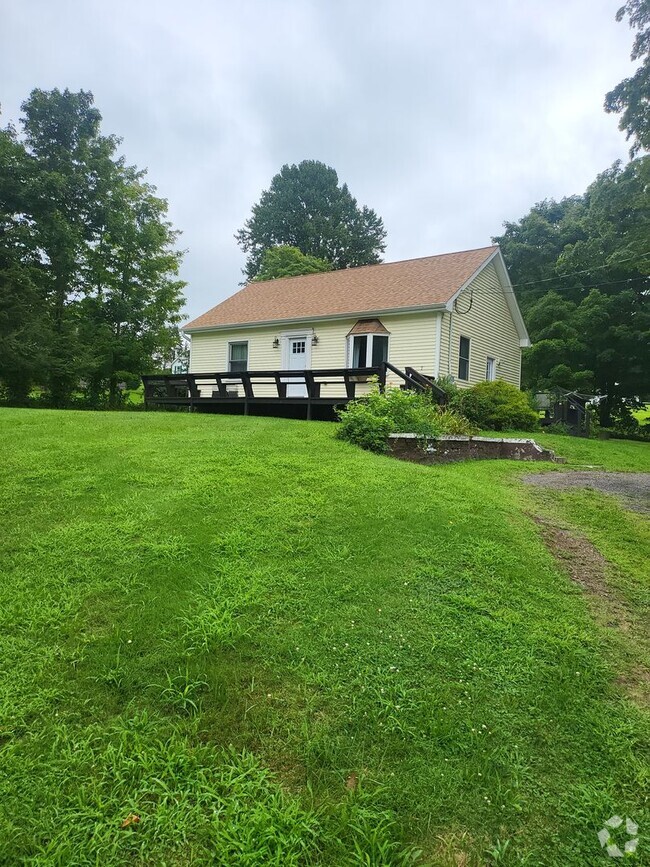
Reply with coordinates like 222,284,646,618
228,341,248,372
371,335,389,366
350,334,388,367
486,356,496,381
351,335,367,367
458,336,470,380
292,340,306,355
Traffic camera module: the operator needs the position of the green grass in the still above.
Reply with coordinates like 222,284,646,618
0,409,648,865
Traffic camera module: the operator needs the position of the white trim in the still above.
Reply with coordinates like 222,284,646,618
280,331,312,370
486,355,496,381
444,248,530,347
280,327,315,337
227,338,249,372
458,334,471,381
183,303,448,334
444,248,500,311
347,332,390,368
492,250,530,347
433,312,442,380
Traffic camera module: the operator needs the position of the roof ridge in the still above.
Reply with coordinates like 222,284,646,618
251,244,499,286
183,244,500,331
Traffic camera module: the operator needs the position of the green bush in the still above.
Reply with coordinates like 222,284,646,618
336,385,475,452
453,380,539,431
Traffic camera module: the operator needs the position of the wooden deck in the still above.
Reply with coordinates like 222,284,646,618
142,364,445,420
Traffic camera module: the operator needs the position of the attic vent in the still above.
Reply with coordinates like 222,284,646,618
346,318,390,336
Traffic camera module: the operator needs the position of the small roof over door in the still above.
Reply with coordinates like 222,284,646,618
346,318,390,336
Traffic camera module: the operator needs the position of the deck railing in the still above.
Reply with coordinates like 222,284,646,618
142,363,445,416
143,366,385,413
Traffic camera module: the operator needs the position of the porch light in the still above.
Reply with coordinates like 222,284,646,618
272,338,280,348
312,334,319,345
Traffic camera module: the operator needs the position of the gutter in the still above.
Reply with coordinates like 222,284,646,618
183,302,449,334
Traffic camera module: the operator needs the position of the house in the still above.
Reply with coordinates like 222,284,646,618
170,353,189,375
182,246,529,401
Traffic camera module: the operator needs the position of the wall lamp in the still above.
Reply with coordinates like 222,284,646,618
272,338,280,348
312,334,319,346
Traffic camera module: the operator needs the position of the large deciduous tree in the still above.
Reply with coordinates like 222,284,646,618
0,124,48,403
493,158,650,424
19,88,116,406
253,245,332,281
235,160,386,281
605,0,650,155
0,88,185,407
81,166,185,407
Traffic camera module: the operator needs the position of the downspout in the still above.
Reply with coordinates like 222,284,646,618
433,312,442,379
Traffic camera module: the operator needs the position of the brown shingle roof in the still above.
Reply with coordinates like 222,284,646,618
184,245,499,331
347,318,390,336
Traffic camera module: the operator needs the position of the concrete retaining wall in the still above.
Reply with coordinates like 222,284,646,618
388,434,559,465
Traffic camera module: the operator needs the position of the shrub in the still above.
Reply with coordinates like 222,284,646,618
453,380,539,431
432,375,460,404
336,385,475,452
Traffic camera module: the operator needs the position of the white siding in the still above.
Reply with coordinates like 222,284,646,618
439,263,521,388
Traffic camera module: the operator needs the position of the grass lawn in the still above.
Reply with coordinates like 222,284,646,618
634,404,650,424
1,409,648,865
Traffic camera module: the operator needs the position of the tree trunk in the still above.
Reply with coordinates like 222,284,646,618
108,374,119,409
598,386,612,428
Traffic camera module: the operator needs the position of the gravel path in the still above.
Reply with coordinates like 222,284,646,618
522,471,650,513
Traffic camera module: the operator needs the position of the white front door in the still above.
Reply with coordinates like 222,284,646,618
285,336,309,397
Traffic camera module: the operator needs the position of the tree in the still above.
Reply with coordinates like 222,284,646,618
253,245,332,281
605,0,650,155
492,196,586,313
235,160,386,281
19,88,118,406
81,165,185,407
0,88,186,407
493,158,650,423
0,123,48,403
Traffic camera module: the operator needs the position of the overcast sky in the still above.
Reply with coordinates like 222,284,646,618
0,0,636,320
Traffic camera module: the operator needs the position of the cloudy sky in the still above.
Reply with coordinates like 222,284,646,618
0,0,636,320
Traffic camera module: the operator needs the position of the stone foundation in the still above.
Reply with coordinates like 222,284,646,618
388,434,560,465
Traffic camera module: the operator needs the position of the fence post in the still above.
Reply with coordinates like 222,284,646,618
379,362,387,393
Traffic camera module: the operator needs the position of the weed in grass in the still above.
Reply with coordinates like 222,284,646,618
93,644,128,691
154,666,208,716
180,580,255,653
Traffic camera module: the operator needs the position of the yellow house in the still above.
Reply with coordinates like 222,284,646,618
182,245,529,400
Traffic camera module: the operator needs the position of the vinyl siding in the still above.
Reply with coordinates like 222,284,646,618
439,263,521,388
189,311,441,396
188,260,523,395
